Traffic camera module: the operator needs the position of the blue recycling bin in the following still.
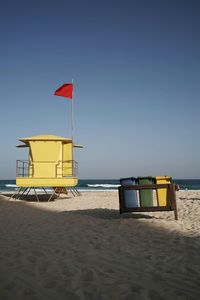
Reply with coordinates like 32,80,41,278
120,177,138,208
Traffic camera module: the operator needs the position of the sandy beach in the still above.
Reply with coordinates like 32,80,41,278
0,190,200,300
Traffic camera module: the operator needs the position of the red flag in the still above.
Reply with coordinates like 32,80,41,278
54,83,73,99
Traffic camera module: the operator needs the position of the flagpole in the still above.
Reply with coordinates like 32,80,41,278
71,79,74,141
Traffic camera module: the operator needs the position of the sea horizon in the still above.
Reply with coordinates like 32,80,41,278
1,178,200,193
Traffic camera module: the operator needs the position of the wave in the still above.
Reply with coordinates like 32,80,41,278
5,184,17,188
87,184,120,188
79,189,117,192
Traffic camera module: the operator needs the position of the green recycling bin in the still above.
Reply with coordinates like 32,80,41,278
138,177,154,207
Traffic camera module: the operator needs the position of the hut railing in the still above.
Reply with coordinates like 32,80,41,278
16,160,78,178
16,160,30,177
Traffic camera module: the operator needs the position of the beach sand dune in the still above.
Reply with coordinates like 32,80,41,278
0,191,200,300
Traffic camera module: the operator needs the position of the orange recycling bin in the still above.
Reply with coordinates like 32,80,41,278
155,176,171,206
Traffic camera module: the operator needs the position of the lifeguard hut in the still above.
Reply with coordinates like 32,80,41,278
13,134,82,200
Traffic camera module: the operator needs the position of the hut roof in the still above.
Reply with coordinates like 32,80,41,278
16,135,83,148
19,134,72,142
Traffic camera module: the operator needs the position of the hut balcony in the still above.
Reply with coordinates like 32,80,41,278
16,160,79,187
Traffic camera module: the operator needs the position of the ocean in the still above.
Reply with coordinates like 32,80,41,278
0,179,200,194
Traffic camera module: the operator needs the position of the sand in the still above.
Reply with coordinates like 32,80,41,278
0,190,200,300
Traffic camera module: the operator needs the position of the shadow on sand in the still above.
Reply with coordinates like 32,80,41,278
0,195,200,300
2,193,74,202
62,208,154,220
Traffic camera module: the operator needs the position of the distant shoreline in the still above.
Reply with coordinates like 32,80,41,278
1,179,200,193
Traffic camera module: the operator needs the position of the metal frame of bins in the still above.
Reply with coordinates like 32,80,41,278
118,183,178,220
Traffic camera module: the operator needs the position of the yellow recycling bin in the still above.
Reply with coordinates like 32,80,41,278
155,176,171,206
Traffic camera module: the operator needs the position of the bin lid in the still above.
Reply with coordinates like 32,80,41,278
155,176,171,180
120,177,137,184
120,177,137,186
120,177,136,181
137,176,154,179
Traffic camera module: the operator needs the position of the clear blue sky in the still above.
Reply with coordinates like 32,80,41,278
0,0,200,179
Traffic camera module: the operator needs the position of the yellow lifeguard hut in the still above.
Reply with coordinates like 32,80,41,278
14,134,82,200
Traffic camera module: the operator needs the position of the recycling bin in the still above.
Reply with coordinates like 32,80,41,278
155,176,171,206
137,177,154,207
120,177,138,208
